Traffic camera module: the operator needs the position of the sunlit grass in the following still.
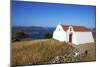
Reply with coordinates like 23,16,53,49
12,39,74,65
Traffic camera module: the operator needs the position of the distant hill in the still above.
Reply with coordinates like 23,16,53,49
12,26,55,33
12,26,56,41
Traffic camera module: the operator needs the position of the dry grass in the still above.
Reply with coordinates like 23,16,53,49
11,39,96,66
78,43,96,61
11,39,74,65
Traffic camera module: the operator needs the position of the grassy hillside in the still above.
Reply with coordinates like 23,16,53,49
11,39,96,66
12,39,75,65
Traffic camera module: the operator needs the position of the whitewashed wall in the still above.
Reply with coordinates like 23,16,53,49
53,25,94,45
74,32,94,45
53,31,66,41
71,32,77,44
53,25,66,41
66,26,77,44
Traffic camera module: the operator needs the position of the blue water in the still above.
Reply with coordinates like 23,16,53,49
12,26,55,39
28,33,45,39
26,30,53,39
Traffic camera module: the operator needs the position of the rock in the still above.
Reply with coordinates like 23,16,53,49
48,47,88,64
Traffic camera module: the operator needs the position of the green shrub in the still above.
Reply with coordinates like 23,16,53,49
44,33,53,38
15,31,27,36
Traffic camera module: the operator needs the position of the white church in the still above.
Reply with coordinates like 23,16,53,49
53,24,94,45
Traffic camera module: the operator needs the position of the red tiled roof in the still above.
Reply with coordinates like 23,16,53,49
61,25,69,31
72,26,88,32
61,25,88,32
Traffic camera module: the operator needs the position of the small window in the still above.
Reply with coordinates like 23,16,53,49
59,28,60,31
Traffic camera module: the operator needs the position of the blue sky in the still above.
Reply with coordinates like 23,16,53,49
12,1,96,28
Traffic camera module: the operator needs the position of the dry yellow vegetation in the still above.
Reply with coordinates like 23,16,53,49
11,39,74,65
11,39,96,66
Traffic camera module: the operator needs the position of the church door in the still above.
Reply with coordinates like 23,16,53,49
69,33,72,43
